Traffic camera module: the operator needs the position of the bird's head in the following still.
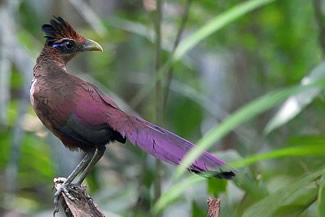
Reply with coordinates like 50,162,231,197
41,17,103,63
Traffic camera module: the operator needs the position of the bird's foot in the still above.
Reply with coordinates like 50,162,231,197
53,178,85,216
69,183,87,193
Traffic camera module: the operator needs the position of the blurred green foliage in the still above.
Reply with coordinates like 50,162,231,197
1,0,325,217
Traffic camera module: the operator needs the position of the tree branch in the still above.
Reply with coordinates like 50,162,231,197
54,178,105,217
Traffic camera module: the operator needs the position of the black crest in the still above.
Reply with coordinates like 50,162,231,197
42,16,79,45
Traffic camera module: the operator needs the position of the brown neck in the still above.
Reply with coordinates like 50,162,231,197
34,46,69,77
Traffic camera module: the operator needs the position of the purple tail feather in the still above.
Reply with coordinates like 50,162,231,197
125,122,235,179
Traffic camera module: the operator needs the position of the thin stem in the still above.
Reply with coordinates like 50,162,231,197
155,0,163,120
153,0,163,214
164,0,192,108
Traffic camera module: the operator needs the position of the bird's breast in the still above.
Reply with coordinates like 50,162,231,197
30,78,38,106
30,77,64,129
30,78,48,107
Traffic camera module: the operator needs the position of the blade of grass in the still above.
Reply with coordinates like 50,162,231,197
174,0,275,59
173,81,325,181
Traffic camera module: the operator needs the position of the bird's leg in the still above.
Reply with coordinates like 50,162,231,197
53,150,95,216
76,146,106,185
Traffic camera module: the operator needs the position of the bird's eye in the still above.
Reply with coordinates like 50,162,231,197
65,41,75,49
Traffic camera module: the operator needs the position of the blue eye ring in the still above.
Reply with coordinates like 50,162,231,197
52,40,75,50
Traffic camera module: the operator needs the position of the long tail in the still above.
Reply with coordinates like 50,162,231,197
108,112,236,179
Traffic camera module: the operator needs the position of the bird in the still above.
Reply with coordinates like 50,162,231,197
31,16,235,215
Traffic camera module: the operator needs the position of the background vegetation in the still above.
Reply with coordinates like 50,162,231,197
1,0,325,216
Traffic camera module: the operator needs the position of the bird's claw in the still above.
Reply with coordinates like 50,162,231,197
53,181,83,216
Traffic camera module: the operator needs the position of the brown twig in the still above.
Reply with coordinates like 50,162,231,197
54,177,105,217
207,197,221,217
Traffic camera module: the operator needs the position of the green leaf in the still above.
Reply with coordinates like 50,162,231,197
264,61,325,135
242,168,324,217
318,174,325,217
173,81,325,181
